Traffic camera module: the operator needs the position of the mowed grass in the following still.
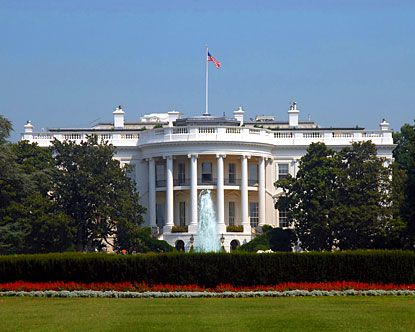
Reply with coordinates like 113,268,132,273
1,296,414,331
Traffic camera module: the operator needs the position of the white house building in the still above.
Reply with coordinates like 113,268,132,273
22,102,395,251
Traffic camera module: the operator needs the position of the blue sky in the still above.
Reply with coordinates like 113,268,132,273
1,0,414,141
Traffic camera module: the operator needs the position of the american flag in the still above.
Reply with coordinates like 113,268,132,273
207,51,221,69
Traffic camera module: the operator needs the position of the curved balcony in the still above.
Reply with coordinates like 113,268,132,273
138,126,394,147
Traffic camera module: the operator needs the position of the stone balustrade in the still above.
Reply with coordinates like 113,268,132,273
23,126,393,148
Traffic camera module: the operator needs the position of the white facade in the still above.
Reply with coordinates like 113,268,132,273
22,103,395,251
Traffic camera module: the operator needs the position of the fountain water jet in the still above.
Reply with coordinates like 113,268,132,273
196,189,221,252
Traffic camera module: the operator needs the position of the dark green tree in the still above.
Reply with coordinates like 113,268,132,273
0,135,74,254
52,135,146,252
333,141,402,249
393,122,415,248
275,143,339,251
0,116,29,254
275,141,401,251
0,115,12,144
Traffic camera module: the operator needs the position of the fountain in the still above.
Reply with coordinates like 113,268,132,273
196,189,221,252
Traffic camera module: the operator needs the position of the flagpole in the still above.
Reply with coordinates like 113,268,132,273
205,45,209,116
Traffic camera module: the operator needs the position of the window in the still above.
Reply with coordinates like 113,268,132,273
279,209,288,228
249,163,258,186
156,164,166,187
156,203,165,227
202,162,212,183
228,201,235,226
228,163,236,184
249,202,258,227
278,163,289,180
178,162,185,185
125,163,136,188
179,201,186,226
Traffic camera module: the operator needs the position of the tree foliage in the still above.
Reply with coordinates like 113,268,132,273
51,135,146,252
393,122,415,248
0,117,154,254
0,135,74,254
276,141,404,251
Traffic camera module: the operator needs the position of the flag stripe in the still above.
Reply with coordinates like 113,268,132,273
207,51,221,69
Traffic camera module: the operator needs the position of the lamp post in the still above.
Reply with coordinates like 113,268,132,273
220,234,225,245
189,234,194,252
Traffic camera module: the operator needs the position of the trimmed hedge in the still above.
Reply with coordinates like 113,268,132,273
0,251,414,286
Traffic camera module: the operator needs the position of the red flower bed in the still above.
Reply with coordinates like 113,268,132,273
1,281,415,292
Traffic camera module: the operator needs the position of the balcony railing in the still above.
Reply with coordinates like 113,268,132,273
26,125,393,149
248,179,258,186
197,177,217,185
157,178,258,187
224,178,241,186
156,180,166,187
173,178,190,186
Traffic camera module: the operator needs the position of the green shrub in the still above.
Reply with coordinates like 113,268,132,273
0,251,414,286
238,235,270,252
269,228,296,252
238,227,296,252
226,225,243,232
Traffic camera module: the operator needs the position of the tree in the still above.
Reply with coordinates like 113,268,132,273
333,141,401,249
0,115,12,144
0,136,74,254
276,143,339,251
0,116,29,254
52,135,146,252
275,141,401,251
393,122,415,248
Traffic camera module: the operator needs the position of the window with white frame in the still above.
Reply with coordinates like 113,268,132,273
249,163,258,186
156,203,165,227
156,163,166,187
202,162,212,183
125,163,136,184
279,209,288,228
249,202,258,227
179,201,186,226
228,163,236,184
178,162,185,185
278,163,289,180
228,201,235,226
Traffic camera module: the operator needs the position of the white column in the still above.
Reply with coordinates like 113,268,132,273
216,154,225,232
164,156,174,231
189,154,198,233
258,156,266,227
148,158,157,228
241,155,250,231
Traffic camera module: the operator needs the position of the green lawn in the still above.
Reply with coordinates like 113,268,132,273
1,296,414,331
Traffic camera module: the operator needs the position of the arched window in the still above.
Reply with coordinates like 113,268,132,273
175,240,185,252
230,239,240,252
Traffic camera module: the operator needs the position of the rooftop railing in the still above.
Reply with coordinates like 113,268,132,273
24,126,393,148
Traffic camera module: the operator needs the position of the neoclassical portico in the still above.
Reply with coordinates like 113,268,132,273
146,152,269,236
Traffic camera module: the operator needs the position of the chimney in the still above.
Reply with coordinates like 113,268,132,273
167,110,181,127
113,105,125,129
23,121,34,140
379,118,390,131
234,106,245,126
288,102,299,127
